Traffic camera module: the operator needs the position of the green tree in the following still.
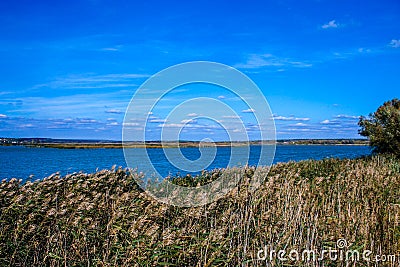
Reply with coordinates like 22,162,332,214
358,98,400,156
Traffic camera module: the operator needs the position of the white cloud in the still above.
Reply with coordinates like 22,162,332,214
242,108,256,113
187,113,198,117
292,123,308,127
273,115,310,121
180,119,196,124
318,115,360,128
389,39,400,48
76,118,97,124
105,109,123,114
319,119,342,125
158,123,185,128
217,95,226,99
19,123,34,128
331,47,383,61
358,48,371,53
101,46,121,52
10,91,132,120
123,122,140,126
235,54,312,69
158,123,220,130
222,115,241,119
32,73,149,90
335,114,359,119
148,119,166,123
321,20,339,29
0,114,7,118
0,116,125,134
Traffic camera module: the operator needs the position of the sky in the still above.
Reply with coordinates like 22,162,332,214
0,0,399,140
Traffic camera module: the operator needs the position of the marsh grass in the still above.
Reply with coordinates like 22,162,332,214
0,156,399,266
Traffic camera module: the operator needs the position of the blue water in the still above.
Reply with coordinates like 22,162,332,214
0,145,371,181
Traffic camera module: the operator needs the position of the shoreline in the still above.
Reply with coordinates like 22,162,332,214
0,139,369,149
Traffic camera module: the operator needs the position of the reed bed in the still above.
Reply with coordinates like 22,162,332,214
0,155,399,266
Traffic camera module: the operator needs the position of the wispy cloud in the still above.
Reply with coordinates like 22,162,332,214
101,47,119,51
19,123,34,128
242,108,256,113
273,115,310,121
331,46,382,60
158,123,222,132
0,115,122,132
180,119,196,124
321,20,339,29
32,73,149,90
0,114,7,118
273,111,362,138
389,39,400,48
222,115,241,119
335,114,359,119
100,45,122,52
320,119,333,124
290,122,309,127
148,119,166,123
0,99,23,106
319,119,346,126
358,47,371,53
123,122,140,127
105,109,123,114
7,90,130,119
234,54,312,69
320,114,359,125
277,114,360,138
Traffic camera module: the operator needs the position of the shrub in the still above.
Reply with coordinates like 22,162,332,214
358,98,400,156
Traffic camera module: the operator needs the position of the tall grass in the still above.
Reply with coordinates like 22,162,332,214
0,155,399,266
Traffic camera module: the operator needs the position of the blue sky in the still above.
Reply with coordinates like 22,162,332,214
0,0,399,140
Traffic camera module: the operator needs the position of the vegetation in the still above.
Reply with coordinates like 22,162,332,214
359,98,400,156
1,156,399,266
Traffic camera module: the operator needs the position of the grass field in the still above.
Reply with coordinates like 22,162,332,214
0,155,399,266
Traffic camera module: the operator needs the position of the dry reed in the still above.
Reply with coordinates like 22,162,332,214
0,155,399,266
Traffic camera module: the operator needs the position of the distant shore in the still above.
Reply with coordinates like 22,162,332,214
0,138,369,149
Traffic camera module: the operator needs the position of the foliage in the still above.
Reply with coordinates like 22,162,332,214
359,98,400,156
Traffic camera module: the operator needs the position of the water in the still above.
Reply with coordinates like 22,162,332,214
0,145,371,181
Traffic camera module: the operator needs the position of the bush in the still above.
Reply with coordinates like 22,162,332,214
358,98,400,156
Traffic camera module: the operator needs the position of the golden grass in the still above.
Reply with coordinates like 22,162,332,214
0,155,399,266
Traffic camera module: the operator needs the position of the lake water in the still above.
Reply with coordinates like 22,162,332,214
0,145,371,181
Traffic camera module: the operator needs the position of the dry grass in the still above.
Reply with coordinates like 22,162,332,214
0,155,399,266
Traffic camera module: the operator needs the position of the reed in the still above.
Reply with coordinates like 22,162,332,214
0,155,399,266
